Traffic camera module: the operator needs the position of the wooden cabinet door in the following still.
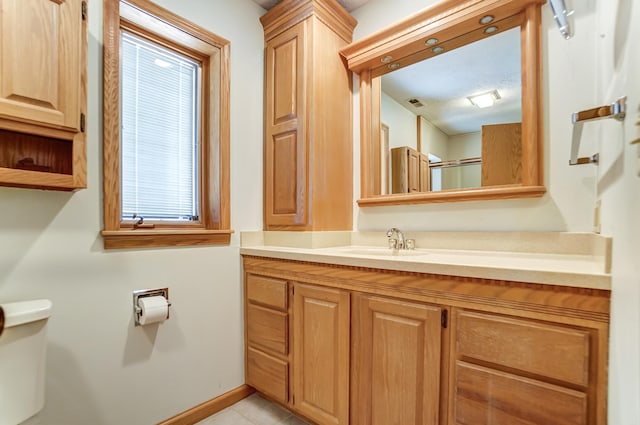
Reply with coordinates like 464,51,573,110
0,0,84,131
352,294,443,425
419,152,430,192
408,148,421,192
391,146,422,193
451,309,592,425
264,23,307,228
293,283,350,425
481,123,522,186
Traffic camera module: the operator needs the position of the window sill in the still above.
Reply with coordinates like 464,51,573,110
101,229,233,250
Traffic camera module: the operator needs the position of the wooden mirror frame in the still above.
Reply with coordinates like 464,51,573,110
341,0,546,206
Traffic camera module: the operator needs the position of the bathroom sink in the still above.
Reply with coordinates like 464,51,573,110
333,247,429,257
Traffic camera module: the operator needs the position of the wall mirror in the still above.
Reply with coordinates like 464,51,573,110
341,0,546,206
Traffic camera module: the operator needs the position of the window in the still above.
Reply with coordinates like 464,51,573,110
121,32,200,222
102,0,231,249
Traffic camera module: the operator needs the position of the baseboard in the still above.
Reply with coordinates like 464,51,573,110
158,385,255,425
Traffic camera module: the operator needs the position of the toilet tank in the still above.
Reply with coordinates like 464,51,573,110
0,299,52,425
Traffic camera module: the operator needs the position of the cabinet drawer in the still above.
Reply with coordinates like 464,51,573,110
247,347,289,404
247,304,288,355
454,361,587,425
247,274,287,310
456,310,590,387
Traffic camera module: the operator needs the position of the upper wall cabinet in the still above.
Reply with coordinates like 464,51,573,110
0,0,87,190
261,0,356,230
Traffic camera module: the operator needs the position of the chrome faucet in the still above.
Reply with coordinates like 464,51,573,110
386,228,405,249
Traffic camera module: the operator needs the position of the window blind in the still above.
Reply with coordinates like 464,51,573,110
120,31,200,221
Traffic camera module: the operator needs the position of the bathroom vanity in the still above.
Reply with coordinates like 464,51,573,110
249,0,610,423
241,232,610,425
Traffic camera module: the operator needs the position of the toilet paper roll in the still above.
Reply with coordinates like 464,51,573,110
138,296,169,325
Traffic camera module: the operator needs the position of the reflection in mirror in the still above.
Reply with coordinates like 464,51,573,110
379,27,521,194
341,0,546,206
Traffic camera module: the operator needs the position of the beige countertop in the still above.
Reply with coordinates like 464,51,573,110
240,231,612,290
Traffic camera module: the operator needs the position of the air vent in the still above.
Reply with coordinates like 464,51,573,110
407,98,425,108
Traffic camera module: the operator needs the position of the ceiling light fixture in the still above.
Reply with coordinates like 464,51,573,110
388,63,400,70
468,90,501,108
425,38,438,45
381,55,393,63
432,46,445,54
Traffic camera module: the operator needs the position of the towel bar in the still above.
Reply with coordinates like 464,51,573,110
569,97,627,166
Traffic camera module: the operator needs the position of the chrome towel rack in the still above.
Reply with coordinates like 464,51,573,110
569,96,627,166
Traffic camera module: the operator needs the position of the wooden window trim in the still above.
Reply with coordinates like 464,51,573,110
102,0,231,249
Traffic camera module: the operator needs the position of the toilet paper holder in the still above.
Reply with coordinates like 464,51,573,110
133,288,171,326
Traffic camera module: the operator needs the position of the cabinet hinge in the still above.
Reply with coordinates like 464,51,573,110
441,309,448,329
80,113,86,132
82,1,87,20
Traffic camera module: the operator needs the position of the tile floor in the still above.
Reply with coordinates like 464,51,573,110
195,393,310,425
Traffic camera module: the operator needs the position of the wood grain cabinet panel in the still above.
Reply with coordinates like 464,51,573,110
408,148,421,193
272,35,299,124
453,362,587,425
271,130,301,217
261,0,356,230
456,310,590,387
0,0,87,190
247,347,289,404
351,294,443,425
419,152,430,192
450,308,602,425
0,0,83,130
246,274,287,310
244,273,290,405
293,283,350,425
264,24,305,226
247,304,288,355
481,123,522,186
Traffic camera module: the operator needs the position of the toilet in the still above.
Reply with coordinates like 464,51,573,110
0,299,52,425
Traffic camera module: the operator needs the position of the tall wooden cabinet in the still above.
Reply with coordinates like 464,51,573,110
0,0,87,190
261,0,356,230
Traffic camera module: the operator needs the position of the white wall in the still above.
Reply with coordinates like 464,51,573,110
0,0,265,423
448,132,481,159
381,91,417,150
352,1,640,423
594,1,640,424
418,115,448,160
447,132,481,189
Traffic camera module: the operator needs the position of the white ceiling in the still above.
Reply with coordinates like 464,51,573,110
252,0,370,12
382,27,522,136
